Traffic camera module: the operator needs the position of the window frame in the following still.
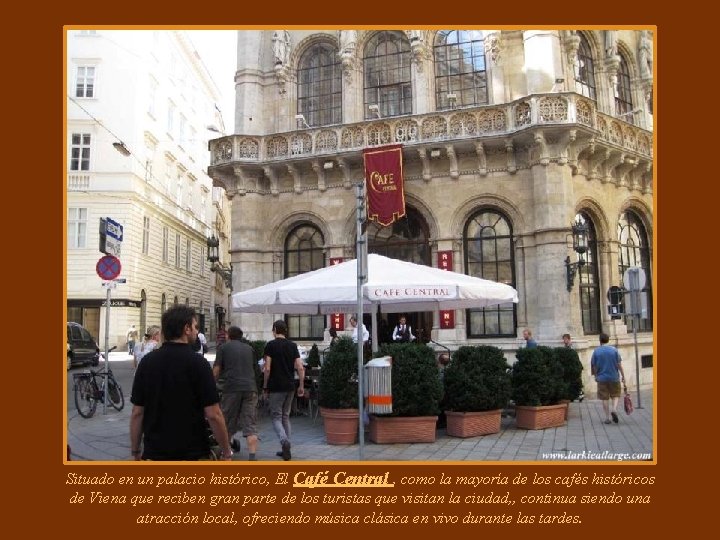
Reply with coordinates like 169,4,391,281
284,223,326,340
363,31,413,119
574,33,596,100
297,42,342,127
142,216,150,255
68,207,88,249
575,213,602,335
70,133,92,172
75,65,97,98
433,30,488,110
618,211,653,332
463,209,517,338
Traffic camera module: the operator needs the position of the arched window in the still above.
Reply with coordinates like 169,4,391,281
140,289,147,333
615,53,634,122
161,293,166,315
618,211,653,332
173,295,179,307
464,210,516,337
365,208,433,343
575,213,601,334
297,42,342,127
284,224,325,340
366,208,430,265
364,31,412,119
575,33,596,100
434,30,487,109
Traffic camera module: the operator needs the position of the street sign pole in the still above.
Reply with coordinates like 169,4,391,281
626,268,643,410
103,283,111,415
356,181,365,461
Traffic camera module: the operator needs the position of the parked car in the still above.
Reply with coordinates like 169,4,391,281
67,322,100,369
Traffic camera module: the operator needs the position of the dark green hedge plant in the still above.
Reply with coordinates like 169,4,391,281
318,336,359,409
553,347,584,401
443,345,511,412
511,346,564,406
376,343,443,417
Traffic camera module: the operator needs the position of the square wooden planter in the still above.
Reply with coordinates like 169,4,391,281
369,415,438,443
445,410,502,438
515,404,566,430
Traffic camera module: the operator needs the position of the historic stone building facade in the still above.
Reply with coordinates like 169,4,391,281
209,29,654,389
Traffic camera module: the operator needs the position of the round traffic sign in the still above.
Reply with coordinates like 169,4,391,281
622,267,646,291
96,255,122,280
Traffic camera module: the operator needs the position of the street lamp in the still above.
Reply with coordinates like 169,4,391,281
206,235,233,291
565,219,589,292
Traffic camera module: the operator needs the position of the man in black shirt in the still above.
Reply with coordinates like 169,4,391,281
263,320,304,461
130,305,232,461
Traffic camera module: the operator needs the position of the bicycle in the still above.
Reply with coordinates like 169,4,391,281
73,346,124,418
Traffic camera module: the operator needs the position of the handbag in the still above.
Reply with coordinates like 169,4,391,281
623,385,634,415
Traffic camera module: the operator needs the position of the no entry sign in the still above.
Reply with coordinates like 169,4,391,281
96,255,122,281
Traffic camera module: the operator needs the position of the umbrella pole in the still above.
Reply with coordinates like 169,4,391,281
356,182,366,461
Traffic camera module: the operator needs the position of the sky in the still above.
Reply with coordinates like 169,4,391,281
185,30,237,133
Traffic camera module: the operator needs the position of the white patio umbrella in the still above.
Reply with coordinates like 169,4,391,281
232,254,518,314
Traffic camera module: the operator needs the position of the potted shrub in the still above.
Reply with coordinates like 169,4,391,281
318,336,359,444
443,345,512,437
554,346,584,420
511,346,566,429
369,343,443,443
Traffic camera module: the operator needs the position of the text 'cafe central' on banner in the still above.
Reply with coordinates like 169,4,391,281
208,29,654,389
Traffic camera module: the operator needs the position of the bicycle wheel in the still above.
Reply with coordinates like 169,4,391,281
74,377,97,418
107,376,124,411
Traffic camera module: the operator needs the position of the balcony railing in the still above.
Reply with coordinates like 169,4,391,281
67,173,91,191
209,93,652,167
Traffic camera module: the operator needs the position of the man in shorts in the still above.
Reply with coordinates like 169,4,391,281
213,326,259,460
591,332,626,424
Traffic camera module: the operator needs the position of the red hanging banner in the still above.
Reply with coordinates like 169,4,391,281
363,144,405,227
437,250,455,329
329,257,345,330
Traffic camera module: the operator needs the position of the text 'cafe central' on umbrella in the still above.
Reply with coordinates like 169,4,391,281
208,29,653,389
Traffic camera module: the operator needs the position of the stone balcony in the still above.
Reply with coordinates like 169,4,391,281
208,92,654,196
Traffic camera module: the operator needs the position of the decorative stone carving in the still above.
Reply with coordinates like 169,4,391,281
484,32,502,64
238,138,259,159
232,166,247,196
421,116,448,140
575,99,593,127
417,148,431,182
266,136,288,158
395,120,419,143
446,145,459,179
215,139,232,164
263,165,279,196
608,121,623,146
604,30,618,60
315,130,338,153
538,96,568,123
341,126,365,149
290,133,312,156
514,102,531,127
311,160,327,192
407,30,431,71
638,30,653,79
533,132,549,166
477,109,506,133
338,30,357,76
287,163,302,194
449,113,477,137
367,122,391,146
474,141,487,176
505,139,517,174
272,30,291,66
563,30,581,72
337,157,352,189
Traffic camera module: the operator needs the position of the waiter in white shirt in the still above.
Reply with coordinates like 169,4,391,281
349,316,369,344
392,315,415,343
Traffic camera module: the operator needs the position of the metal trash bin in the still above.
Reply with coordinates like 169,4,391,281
364,356,392,414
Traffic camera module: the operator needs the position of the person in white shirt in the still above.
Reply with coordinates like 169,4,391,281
349,316,369,344
133,325,160,369
392,316,415,343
